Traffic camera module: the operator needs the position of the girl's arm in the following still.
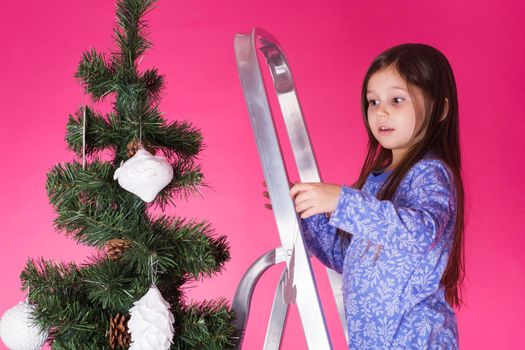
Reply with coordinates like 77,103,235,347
328,159,455,255
300,213,349,273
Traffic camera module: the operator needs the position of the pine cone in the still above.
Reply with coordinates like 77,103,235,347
127,139,156,157
105,238,132,260
108,313,131,349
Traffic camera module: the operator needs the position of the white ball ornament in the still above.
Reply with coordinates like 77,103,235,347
128,284,175,350
114,148,173,202
0,301,48,350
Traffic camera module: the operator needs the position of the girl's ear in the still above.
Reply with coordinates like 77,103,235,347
439,98,449,122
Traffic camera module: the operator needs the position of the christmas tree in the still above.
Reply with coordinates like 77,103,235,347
13,0,237,348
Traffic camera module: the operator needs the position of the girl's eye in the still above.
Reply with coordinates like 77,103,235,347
392,97,404,104
368,98,403,106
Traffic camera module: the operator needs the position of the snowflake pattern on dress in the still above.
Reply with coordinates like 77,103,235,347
301,153,459,349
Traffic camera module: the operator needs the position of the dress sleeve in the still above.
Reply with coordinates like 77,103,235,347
328,159,455,255
300,213,350,273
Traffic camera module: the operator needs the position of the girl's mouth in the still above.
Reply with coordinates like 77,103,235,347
379,127,395,134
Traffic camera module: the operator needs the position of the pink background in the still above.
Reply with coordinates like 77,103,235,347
1,0,524,349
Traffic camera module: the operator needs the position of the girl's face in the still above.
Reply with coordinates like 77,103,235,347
366,66,428,165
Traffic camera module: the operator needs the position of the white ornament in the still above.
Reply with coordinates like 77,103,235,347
128,284,175,350
114,148,173,202
0,301,48,350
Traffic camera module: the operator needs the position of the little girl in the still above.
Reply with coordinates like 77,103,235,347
269,43,465,349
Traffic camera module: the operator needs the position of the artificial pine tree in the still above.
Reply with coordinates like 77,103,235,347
16,0,237,348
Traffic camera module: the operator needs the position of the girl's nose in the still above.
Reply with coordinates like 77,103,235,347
376,106,388,118
376,109,388,118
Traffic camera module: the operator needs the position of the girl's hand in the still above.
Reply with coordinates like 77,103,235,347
262,181,272,210
262,180,295,210
289,183,342,219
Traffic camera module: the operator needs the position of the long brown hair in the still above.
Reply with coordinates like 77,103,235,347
344,43,465,308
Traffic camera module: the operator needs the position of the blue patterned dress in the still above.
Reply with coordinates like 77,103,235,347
301,154,459,349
